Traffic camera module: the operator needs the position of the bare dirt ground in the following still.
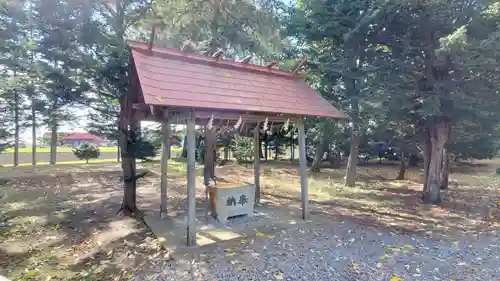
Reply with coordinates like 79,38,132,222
0,159,499,280
209,159,500,236
0,165,162,281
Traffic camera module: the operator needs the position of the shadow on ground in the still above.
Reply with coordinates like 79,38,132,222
0,170,168,280
1,158,499,280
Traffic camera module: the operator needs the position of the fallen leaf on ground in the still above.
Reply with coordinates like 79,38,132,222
256,232,273,238
390,274,403,281
348,263,360,269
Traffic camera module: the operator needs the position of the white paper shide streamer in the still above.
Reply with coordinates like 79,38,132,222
234,116,242,129
262,117,269,131
283,118,289,132
207,114,214,130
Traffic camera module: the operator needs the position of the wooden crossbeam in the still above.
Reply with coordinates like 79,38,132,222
180,40,193,51
212,48,224,59
266,60,279,68
131,103,300,124
238,55,252,63
293,55,308,74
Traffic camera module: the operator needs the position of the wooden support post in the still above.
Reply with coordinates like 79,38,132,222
186,113,197,246
160,120,171,219
130,116,141,171
254,122,261,205
297,118,308,220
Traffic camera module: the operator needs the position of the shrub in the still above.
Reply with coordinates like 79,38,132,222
231,135,253,164
72,142,100,164
133,139,157,161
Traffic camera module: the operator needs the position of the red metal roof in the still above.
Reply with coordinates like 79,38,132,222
129,42,345,119
63,132,103,141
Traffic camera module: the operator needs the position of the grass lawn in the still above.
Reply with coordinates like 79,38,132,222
3,147,183,154
4,147,119,153
1,158,499,280
1,158,120,167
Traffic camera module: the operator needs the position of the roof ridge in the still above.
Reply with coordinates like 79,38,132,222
128,41,297,78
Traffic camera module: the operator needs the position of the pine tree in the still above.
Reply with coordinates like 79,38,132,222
73,142,100,164
29,0,96,164
376,0,500,203
287,0,397,184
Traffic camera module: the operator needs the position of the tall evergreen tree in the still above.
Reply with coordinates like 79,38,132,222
377,0,500,203
287,0,397,185
88,0,153,215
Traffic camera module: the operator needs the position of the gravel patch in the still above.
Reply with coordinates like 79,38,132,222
132,220,499,281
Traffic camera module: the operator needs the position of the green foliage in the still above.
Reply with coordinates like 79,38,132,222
231,136,253,163
136,0,284,58
0,0,498,207
123,129,158,161
450,124,500,161
141,126,163,150
285,0,500,182
0,101,11,152
134,139,157,161
72,142,100,163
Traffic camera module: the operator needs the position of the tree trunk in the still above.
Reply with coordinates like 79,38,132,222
268,141,271,161
13,89,19,167
310,141,324,172
396,152,406,180
328,151,341,168
209,0,221,55
264,132,268,161
119,95,138,216
204,126,216,185
274,137,279,160
31,107,36,165
258,137,264,159
86,159,89,164
422,122,449,204
50,122,57,165
345,134,360,187
290,135,295,162
116,144,120,163
343,69,360,187
423,128,431,190
223,146,229,161
440,147,450,190
181,138,187,158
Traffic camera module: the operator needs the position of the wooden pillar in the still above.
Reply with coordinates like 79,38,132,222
160,120,171,219
186,113,197,246
130,116,141,171
254,122,261,204
297,118,308,220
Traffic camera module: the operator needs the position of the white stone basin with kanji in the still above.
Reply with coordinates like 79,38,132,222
215,184,255,223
